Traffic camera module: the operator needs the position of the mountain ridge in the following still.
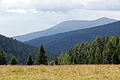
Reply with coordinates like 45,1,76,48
25,21,120,54
13,17,117,42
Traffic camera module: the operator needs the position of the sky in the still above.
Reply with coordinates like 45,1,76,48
0,0,120,37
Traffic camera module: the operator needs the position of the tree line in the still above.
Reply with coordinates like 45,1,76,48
0,36,120,65
0,45,48,65
50,36,120,65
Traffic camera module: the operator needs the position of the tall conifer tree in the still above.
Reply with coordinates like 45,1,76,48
36,45,48,65
0,50,6,65
10,56,17,65
26,54,34,65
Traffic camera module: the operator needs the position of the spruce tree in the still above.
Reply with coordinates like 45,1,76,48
0,50,6,65
89,48,95,64
36,45,48,65
10,56,17,65
96,36,102,45
26,54,34,65
103,51,108,64
117,43,120,64
113,42,120,64
112,52,119,64
107,41,115,64
95,47,103,64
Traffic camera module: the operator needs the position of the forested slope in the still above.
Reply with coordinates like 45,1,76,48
0,34,37,64
51,36,120,65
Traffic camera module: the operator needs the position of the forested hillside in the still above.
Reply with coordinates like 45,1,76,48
0,34,38,64
25,21,120,54
50,36,120,65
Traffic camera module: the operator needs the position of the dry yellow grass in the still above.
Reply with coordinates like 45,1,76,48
0,65,120,80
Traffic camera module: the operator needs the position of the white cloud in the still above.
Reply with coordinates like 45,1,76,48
6,8,38,14
85,0,120,10
0,0,83,11
0,0,120,12
0,0,31,9
29,9,38,13
6,8,27,14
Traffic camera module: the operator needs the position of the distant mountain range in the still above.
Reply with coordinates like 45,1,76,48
13,17,117,42
25,21,120,54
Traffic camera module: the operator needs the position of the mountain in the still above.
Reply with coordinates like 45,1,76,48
13,17,117,42
0,34,38,64
25,21,120,54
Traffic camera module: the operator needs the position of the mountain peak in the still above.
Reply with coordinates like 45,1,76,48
96,17,117,21
100,17,110,19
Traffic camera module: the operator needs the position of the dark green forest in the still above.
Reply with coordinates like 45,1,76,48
0,45,48,65
0,34,54,64
50,36,120,65
0,35,120,65
0,34,37,64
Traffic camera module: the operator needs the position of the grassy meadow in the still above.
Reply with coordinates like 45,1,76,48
0,65,120,80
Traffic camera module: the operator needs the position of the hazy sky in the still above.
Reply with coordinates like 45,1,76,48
0,0,120,37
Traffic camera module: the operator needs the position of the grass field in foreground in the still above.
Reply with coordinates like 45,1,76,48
0,65,120,80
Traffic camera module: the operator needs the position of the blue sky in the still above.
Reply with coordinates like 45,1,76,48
0,0,120,37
